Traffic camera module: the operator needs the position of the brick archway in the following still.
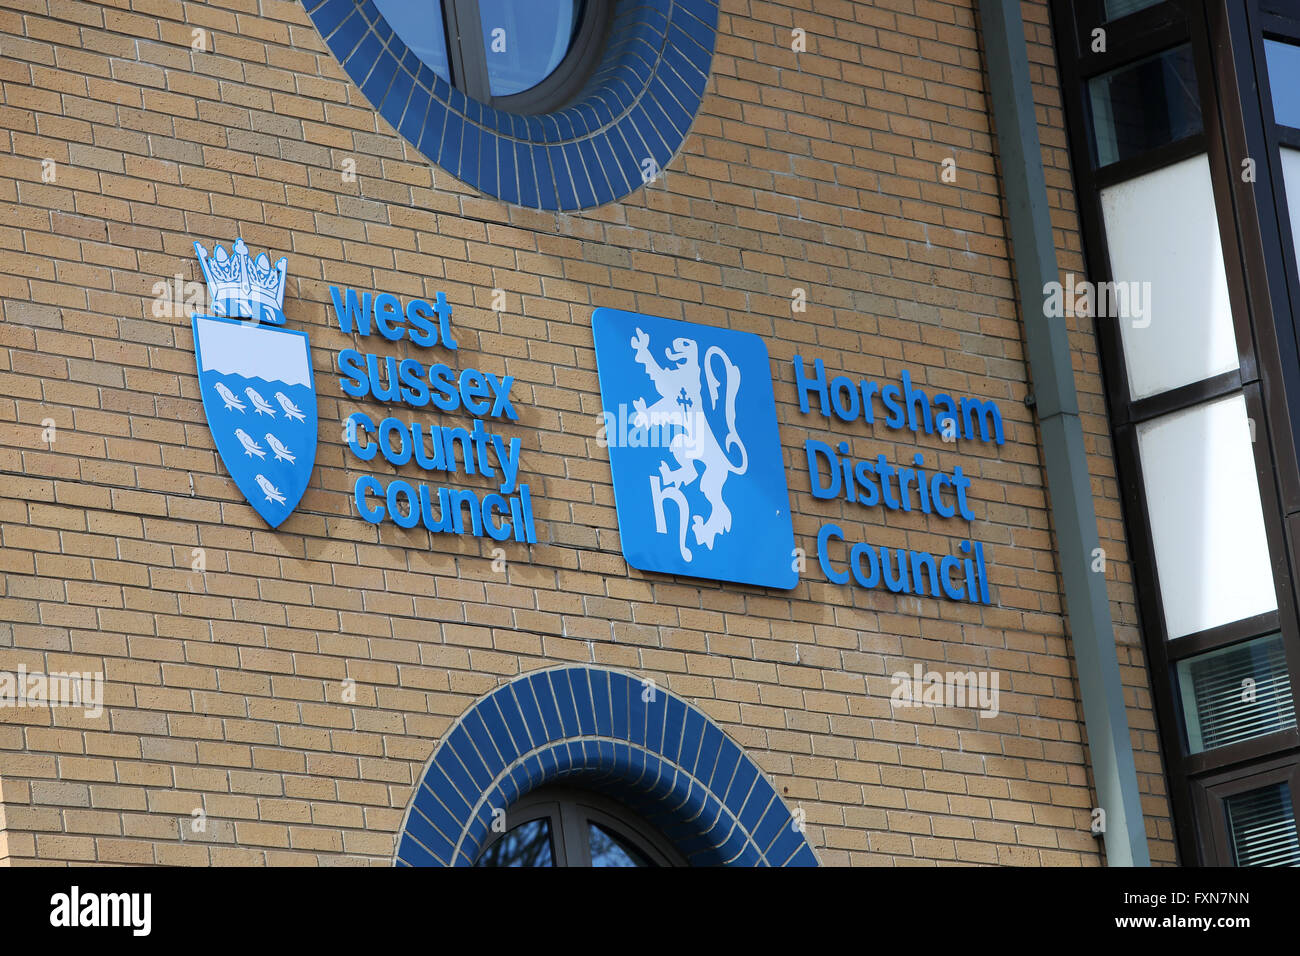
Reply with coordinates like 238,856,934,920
395,665,819,866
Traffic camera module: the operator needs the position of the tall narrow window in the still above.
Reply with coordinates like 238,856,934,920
1226,783,1300,866
1177,634,1297,753
1050,0,1300,865
1135,394,1276,637
1088,45,1202,166
1098,155,1237,399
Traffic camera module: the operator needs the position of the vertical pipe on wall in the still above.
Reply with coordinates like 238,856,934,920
977,0,1151,866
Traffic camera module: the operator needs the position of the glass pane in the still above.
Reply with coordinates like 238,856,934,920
1088,45,1201,167
1104,0,1164,20
475,818,555,866
1226,783,1300,867
1136,394,1277,639
1177,633,1297,753
1100,154,1239,399
480,0,582,97
1265,39,1300,129
372,0,451,81
1283,148,1300,280
588,821,653,867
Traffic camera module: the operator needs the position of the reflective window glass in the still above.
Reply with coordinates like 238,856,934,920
1104,0,1164,19
1088,44,1201,166
1282,148,1300,281
474,818,554,867
479,0,583,96
1226,783,1300,867
588,822,653,867
1265,39,1300,129
372,0,451,81
1176,633,1297,753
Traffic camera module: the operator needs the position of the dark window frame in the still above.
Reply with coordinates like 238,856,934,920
429,0,608,113
1048,0,1300,864
473,786,685,867
1191,755,1300,864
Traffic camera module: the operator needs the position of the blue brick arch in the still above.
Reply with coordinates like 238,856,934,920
302,0,719,211
395,666,819,866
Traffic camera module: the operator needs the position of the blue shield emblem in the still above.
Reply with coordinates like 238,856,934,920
591,308,797,589
190,239,316,527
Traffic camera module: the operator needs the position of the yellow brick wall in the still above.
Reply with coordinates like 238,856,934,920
0,0,1175,865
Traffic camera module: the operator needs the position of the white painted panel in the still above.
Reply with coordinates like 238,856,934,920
194,317,311,387
1137,393,1276,638
1101,155,1239,400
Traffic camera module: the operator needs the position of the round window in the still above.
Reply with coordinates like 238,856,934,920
370,0,606,113
305,0,720,210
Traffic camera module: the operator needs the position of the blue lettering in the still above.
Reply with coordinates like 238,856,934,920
429,363,458,412
354,475,384,522
459,368,491,417
338,348,368,398
793,355,830,416
806,440,841,499
373,293,404,341
960,396,1005,445
406,298,438,348
483,494,511,541
433,291,457,350
880,385,904,429
378,417,411,466
398,358,430,407
817,524,849,585
346,411,376,461
939,555,965,600
486,373,517,420
386,480,419,528
850,542,880,588
329,286,373,335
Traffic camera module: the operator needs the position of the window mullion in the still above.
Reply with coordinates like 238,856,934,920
445,0,491,100
559,800,592,867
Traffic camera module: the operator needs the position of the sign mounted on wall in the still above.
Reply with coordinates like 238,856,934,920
791,356,1000,605
190,239,318,527
591,310,1002,605
185,236,536,543
330,286,537,544
591,309,797,590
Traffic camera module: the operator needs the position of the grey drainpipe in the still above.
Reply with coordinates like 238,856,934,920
978,0,1150,866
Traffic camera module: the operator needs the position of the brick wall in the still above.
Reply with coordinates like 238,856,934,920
0,0,1175,865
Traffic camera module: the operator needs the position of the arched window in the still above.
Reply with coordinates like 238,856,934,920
474,787,685,867
370,0,609,113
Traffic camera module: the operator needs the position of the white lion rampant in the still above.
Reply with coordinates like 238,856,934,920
630,326,748,561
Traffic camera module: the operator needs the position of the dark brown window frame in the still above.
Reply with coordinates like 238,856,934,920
473,785,685,867
1049,0,1300,864
439,0,610,114
1192,755,1300,864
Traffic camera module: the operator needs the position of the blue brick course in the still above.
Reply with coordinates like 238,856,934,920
394,666,818,867
302,0,718,210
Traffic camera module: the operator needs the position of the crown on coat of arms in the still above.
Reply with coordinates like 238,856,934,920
193,237,288,325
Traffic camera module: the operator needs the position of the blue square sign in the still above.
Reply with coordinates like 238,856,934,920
591,308,797,589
